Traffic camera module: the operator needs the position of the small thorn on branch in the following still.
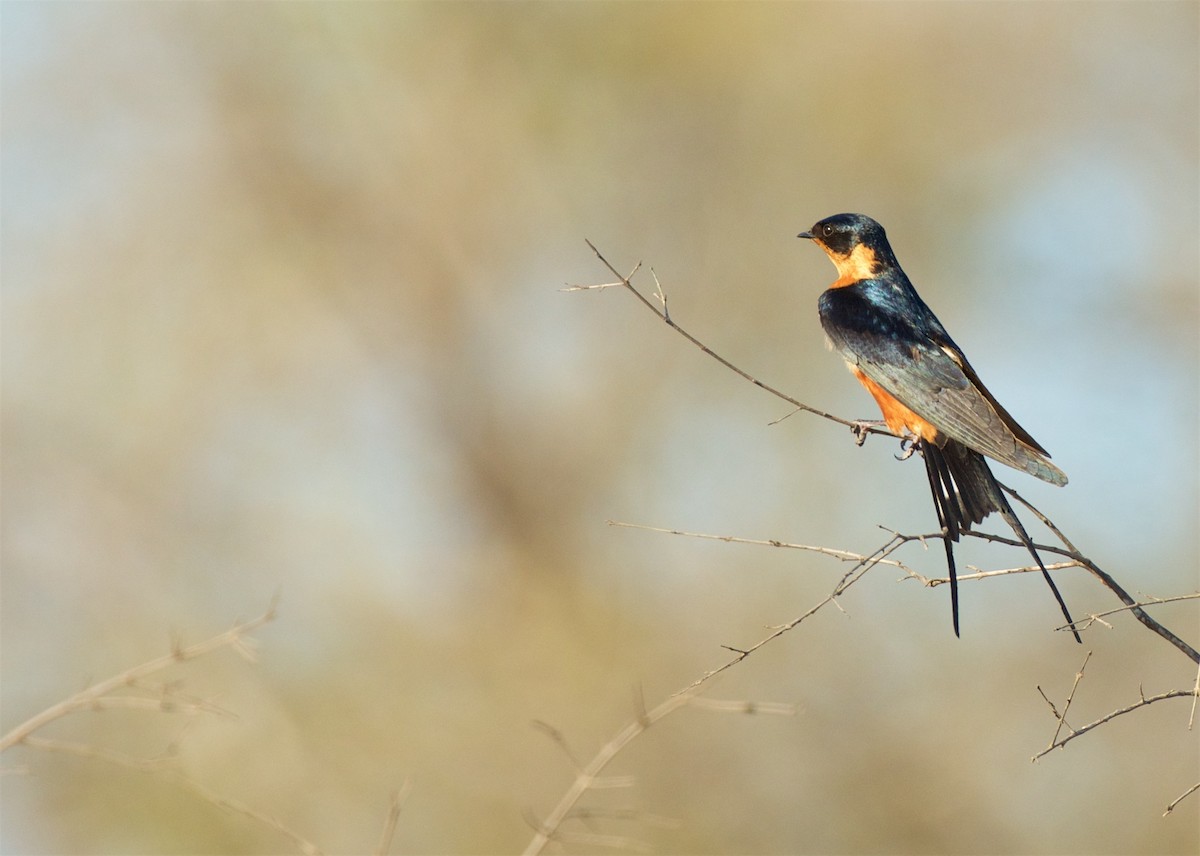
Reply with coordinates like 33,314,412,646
531,720,585,773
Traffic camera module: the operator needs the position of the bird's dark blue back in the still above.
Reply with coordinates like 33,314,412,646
819,271,961,366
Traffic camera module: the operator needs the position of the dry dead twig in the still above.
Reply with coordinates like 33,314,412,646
374,780,413,856
523,690,795,855
23,735,321,855
567,241,884,438
1033,658,1197,763
0,597,279,753
1163,781,1200,817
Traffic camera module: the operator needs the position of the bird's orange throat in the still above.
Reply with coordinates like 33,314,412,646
824,243,883,288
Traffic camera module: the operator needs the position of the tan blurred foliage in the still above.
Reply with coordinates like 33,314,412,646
2,3,1197,854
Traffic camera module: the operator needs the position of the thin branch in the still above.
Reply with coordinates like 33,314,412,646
1070,593,1200,633
680,531,908,693
24,736,320,855
1163,781,1200,817
51,692,238,719
531,720,585,773
521,691,686,856
913,560,1082,587
565,807,681,829
1042,651,1093,752
1002,485,1082,553
547,829,654,853
1032,687,1196,761
578,240,886,437
523,693,793,856
686,697,798,716
0,598,279,753
1004,487,1199,664
607,519,919,573
614,517,1084,600
1190,661,1200,731
374,781,413,856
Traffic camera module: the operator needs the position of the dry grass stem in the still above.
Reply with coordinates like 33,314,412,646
23,735,321,855
374,780,413,856
1,598,278,753
523,689,792,855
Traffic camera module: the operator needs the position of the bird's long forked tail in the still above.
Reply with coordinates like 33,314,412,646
918,439,1082,643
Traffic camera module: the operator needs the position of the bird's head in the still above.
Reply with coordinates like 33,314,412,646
799,213,896,282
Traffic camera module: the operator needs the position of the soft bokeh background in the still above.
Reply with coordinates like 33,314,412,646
3,3,1198,853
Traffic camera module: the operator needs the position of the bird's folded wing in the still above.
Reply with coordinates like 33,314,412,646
844,335,1067,486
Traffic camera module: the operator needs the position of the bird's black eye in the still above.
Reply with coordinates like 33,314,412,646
822,224,834,237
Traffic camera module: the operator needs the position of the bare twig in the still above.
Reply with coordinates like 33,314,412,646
1004,487,1199,664
680,531,909,692
0,598,279,753
524,693,793,855
576,240,886,437
1032,687,1196,761
546,829,655,853
1038,651,1093,754
686,697,798,716
524,695,694,856
531,720,585,773
24,735,320,855
1069,593,1200,633
374,781,413,856
913,559,1082,587
607,519,920,573
1163,781,1200,817
521,691,683,856
37,689,239,719
0,600,314,850
1189,661,1200,731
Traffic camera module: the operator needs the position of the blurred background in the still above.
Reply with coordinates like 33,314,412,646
3,3,1197,853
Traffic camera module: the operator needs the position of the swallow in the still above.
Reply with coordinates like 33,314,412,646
798,213,1080,642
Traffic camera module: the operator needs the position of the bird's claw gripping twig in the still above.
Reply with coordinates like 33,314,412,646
851,419,885,447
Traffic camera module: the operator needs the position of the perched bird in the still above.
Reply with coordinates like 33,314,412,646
798,213,1079,642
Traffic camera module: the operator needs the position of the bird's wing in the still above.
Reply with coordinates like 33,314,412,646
836,327,1067,486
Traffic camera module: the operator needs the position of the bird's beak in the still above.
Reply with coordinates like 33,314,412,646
797,230,814,240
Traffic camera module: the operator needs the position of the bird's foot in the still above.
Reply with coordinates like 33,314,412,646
895,436,920,461
850,419,886,447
